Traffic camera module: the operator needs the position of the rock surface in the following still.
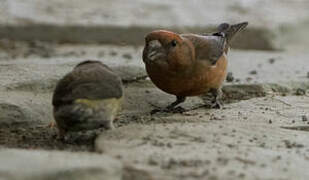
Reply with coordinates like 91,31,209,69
0,148,122,180
0,44,308,179
97,96,309,180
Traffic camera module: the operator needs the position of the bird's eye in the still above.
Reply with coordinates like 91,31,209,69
171,40,177,47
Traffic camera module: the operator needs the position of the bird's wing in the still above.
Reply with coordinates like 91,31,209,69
52,65,123,107
216,22,248,44
182,34,226,65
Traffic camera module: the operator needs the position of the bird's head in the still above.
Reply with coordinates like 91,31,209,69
143,30,195,72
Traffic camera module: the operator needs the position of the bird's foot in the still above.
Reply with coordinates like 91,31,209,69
58,135,79,144
206,88,223,109
210,100,222,109
150,106,186,115
199,100,222,109
149,96,187,115
56,128,67,142
57,132,83,144
167,106,186,113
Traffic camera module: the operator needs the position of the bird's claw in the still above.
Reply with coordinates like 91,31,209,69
200,100,222,109
210,101,222,109
168,106,186,113
150,106,186,115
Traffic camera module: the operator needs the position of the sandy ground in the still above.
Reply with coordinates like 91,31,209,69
0,41,308,179
1,0,309,179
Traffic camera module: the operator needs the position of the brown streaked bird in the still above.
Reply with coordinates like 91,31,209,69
52,60,123,138
142,22,248,112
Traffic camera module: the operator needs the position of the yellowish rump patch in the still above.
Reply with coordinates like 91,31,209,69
75,98,123,112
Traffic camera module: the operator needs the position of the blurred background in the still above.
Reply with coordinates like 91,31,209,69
0,0,308,84
1,0,309,51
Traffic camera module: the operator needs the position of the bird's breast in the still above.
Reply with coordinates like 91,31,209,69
146,54,228,96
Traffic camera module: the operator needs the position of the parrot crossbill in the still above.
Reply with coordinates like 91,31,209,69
143,22,248,112
52,60,123,138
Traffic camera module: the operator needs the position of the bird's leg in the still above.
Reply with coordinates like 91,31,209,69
150,96,186,114
57,128,66,141
209,88,223,109
166,96,186,110
58,130,80,144
104,120,115,130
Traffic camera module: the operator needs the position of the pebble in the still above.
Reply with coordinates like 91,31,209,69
295,88,306,96
268,58,275,64
249,70,257,75
109,51,117,56
122,53,133,59
302,115,308,122
226,72,234,82
246,77,252,82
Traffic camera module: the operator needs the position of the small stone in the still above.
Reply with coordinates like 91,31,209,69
260,143,266,147
167,142,173,148
115,155,122,159
122,53,132,59
268,58,275,64
80,50,86,55
249,70,257,75
268,120,272,124
302,115,308,122
260,163,267,168
148,158,159,166
109,51,117,56
226,72,234,82
295,88,306,96
283,167,288,172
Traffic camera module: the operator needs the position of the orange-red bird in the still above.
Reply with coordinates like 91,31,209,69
142,22,248,111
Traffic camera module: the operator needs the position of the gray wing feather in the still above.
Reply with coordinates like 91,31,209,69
204,36,225,65
52,63,123,107
182,34,226,65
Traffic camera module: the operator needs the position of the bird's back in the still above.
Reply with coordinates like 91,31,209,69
52,61,123,108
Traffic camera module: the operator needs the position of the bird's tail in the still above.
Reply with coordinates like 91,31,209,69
217,22,248,44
